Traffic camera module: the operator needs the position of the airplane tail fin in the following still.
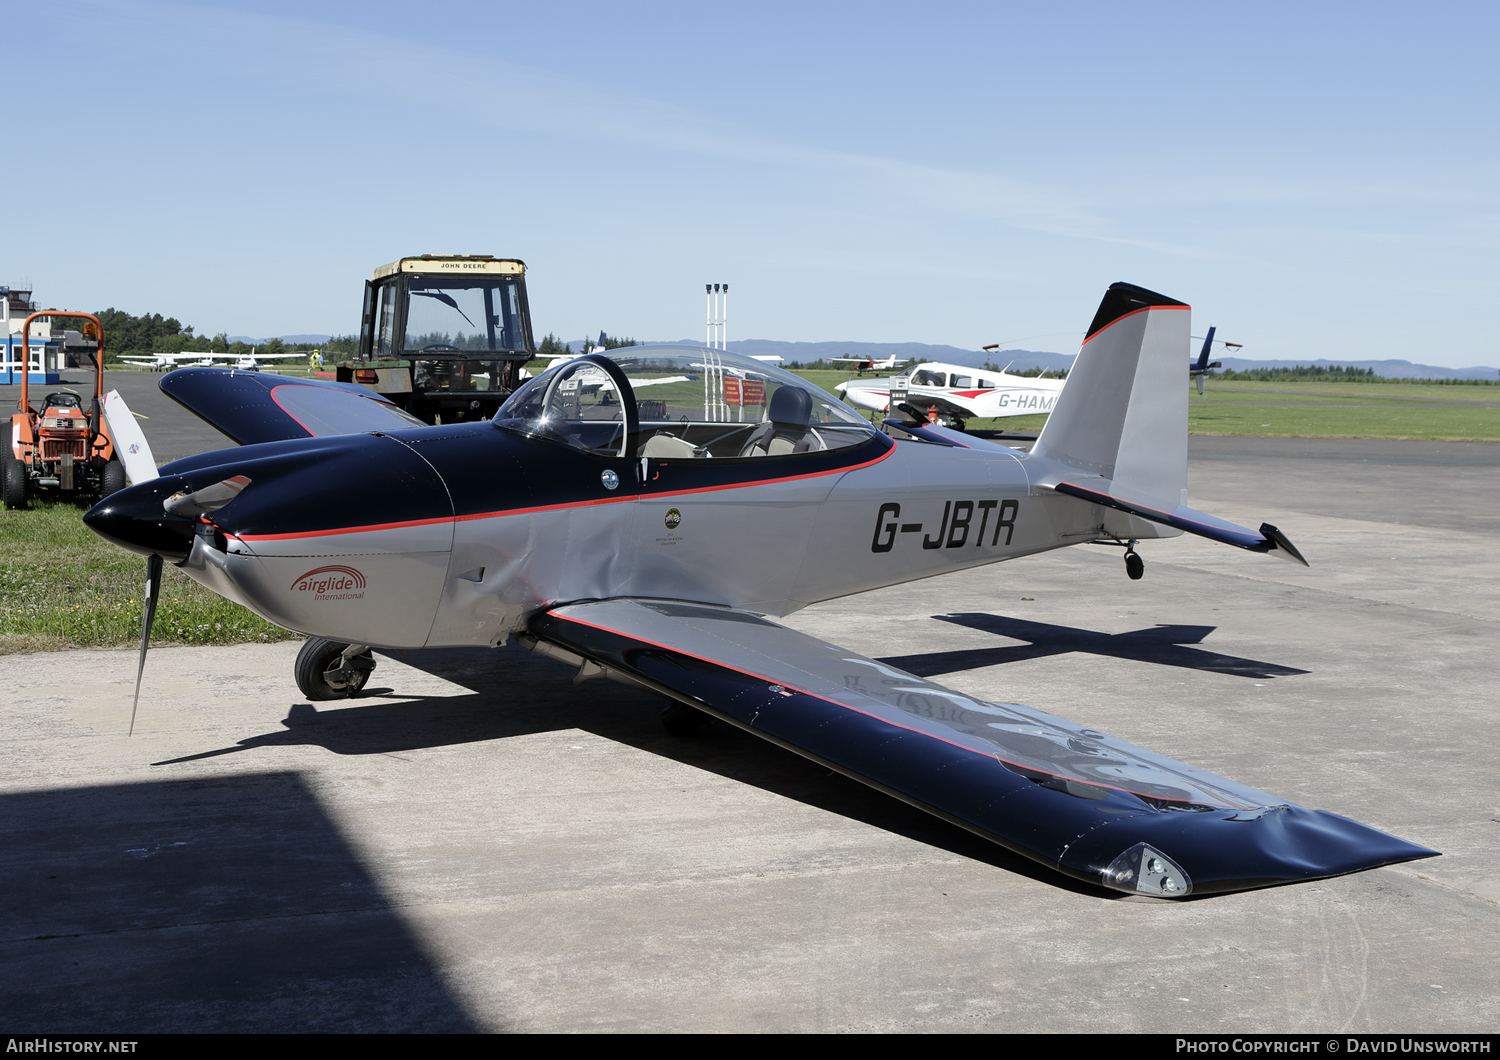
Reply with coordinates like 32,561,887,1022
1194,326,1216,372
1032,282,1190,510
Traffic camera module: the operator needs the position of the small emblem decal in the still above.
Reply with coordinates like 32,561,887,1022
601,469,619,490
664,507,682,530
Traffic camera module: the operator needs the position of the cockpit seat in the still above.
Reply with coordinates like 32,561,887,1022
642,432,701,459
738,385,822,457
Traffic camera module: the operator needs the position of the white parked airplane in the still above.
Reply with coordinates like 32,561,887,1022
121,349,306,373
836,361,1065,431
219,351,307,371
121,352,219,371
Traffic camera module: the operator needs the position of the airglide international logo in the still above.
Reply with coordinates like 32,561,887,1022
290,565,367,601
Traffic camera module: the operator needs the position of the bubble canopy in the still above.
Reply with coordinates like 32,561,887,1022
492,346,880,460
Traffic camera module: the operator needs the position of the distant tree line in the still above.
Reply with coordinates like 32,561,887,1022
1218,365,1496,385
536,333,572,359
84,308,361,365
93,308,208,358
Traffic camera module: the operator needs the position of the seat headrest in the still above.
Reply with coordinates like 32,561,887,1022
768,385,812,427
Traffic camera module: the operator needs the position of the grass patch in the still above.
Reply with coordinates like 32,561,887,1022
0,498,297,653
1189,381,1500,440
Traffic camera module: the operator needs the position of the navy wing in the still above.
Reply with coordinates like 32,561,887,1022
160,367,425,445
528,599,1433,897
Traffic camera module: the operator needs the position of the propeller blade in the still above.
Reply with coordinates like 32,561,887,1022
163,474,250,517
129,553,163,737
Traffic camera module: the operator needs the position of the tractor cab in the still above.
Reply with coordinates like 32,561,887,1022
338,255,536,424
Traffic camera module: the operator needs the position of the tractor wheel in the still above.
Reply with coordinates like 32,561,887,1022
100,460,127,498
3,456,28,510
294,637,374,700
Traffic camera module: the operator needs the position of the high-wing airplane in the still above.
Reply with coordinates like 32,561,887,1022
836,361,1065,431
120,352,219,371
85,281,1434,898
218,350,308,372
827,353,903,373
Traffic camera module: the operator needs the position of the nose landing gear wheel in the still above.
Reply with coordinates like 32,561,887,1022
1124,550,1144,581
295,637,375,700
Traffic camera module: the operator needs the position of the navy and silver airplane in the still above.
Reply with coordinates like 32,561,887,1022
84,281,1435,898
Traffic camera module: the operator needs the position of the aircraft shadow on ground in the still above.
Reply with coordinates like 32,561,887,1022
153,645,1112,900
0,772,481,1032
879,612,1311,680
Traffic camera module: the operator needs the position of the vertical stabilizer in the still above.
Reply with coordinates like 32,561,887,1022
1032,283,1189,509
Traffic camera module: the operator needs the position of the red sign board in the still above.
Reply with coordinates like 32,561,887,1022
724,377,767,407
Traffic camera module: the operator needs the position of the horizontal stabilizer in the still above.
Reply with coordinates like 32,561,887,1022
531,599,1425,895
1053,480,1308,565
160,368,425,445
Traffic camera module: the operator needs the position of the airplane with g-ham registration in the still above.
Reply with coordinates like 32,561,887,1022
836,361,1065,431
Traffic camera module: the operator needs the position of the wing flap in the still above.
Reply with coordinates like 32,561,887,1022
531,598,1432,896
160,367,425,445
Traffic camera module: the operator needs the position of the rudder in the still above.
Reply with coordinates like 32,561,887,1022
1032,282,1190,510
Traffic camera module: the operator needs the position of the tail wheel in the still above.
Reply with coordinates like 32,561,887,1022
4,456,29,510
294,637,374,700
100,460,126,498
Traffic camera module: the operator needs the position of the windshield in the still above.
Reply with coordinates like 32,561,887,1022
495,347,880,460
404,277,528,353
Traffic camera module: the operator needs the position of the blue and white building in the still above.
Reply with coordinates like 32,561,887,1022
2,285,60,385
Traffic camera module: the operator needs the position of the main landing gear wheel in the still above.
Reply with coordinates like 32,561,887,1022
295,637,375,700
1124,550,1144,581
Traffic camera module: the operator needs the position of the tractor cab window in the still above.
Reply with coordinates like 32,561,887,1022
405,278,528,354
373,283,398,359
494,347,880,461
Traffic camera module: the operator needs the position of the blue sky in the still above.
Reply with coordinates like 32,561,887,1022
8,1,1496,365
